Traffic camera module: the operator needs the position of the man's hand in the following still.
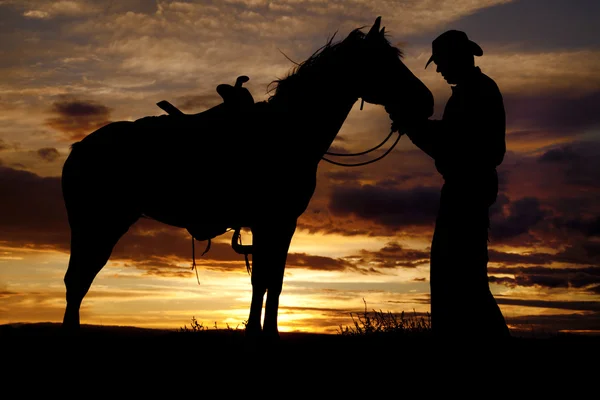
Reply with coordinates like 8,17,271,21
385,104,426,135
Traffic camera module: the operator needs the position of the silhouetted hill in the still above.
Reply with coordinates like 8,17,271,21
2,322,598,353
2,321,598,390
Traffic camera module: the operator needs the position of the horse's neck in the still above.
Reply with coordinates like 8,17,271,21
278,90,357,162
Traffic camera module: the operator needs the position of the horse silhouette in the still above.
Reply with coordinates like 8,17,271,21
60,16,434,340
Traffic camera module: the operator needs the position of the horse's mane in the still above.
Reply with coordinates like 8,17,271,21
267,27,402,103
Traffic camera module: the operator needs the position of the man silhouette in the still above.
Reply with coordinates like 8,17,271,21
386,30,510,340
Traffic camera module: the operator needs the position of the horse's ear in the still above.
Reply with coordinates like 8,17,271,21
380,27,385,36
367,16,381,38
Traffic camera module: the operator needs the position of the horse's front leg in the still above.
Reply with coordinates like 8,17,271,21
248,219,297,341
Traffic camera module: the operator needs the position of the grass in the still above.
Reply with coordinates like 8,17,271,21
176,298,432,344
337,298,431,338
179,316,246,333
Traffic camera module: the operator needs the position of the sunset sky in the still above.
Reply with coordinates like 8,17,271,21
1,0,599,336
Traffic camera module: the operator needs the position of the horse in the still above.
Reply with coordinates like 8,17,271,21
60,16,434,340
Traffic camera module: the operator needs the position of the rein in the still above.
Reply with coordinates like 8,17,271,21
322,100,402,167
322,127,401,167
322,111,402,166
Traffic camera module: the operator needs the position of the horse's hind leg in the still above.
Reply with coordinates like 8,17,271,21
62,215,138,332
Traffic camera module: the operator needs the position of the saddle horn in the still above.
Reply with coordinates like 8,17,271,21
235,75,249,87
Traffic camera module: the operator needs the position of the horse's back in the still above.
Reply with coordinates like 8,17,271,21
61,101,294,230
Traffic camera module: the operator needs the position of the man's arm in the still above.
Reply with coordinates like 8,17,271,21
387,80,505,170
403,119,444,160
386,105,444,160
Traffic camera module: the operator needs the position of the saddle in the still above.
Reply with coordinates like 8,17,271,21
156,75,254,117
156,76,255,266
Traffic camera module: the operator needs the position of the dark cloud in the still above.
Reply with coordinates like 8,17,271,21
554,216,600,238
0,165,69,249
551,241,600,266
504,91,600,137
329,185,439,229
507,311,600,335
353,242,430,269
36,147,60,162
45,98,112,141
286,253,352,271
488,249,553,266
536,142,600,188
538,146,579,163
490,197,548,241
497,297,600,312
111,220,251,274
0,166,381,275
325,170,363,184
0,165,248,271
376,173,434,188
489,265,600,292
295,213,380,237
283,242,430,274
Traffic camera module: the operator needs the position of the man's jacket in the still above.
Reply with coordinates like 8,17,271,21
406,67,506,188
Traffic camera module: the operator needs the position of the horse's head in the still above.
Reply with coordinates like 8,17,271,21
356,17,434,119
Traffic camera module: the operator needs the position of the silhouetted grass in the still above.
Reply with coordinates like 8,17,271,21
337,299,431,338
179,316,246,334
178,298,431,341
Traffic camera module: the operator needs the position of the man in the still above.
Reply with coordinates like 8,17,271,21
386,30,510,339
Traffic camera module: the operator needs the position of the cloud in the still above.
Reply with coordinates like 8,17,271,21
488,249,554,266
173,93,223,112
45,98,112,140
0,166,69,249
286,252,352,272
489,265,600,292
505,90,600,137
496,296,600,312
551,242,600,266
554,216,600,238
490,197,548,241
17,0,101,19
353,242,430,269
536,141,600,189
329,184,439,229
22,10,49,19
0,139,19,152
481,50,600,95
35,147,60,162
286,241,430,273
325,170,364,185
430,0,600,53
506,310,600,334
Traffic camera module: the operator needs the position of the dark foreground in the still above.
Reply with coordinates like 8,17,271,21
2,322,598,391
2,322,599,355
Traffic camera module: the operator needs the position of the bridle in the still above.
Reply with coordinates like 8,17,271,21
321,99,402,167
322,126,401,167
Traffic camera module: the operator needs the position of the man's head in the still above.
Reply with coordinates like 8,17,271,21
425,30,482,84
